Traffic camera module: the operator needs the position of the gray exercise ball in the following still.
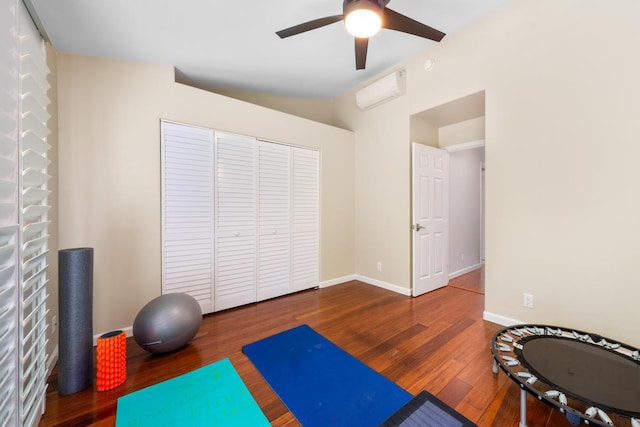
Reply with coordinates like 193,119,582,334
133,293,202,354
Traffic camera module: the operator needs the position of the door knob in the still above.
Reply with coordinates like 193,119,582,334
415,224,424,231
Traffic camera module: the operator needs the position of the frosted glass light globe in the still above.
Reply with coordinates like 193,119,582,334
345,9,382,38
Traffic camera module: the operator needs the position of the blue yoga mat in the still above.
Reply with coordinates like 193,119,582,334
242,324,413,427
116,358,270,427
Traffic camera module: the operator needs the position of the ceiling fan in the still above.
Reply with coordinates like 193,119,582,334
276,0,446,70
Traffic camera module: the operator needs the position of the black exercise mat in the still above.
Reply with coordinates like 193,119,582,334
379,390,477,427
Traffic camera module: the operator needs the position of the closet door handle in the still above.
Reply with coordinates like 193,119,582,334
414,224,424,232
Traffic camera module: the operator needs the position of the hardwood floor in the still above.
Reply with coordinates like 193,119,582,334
41,270,562,427
448,267,484,294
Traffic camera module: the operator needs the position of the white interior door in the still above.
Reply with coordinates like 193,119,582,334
257,141,291,301
161,121,215,313
162,123,320,312
292,147,319,292
215,132,258,310
412,142,449,296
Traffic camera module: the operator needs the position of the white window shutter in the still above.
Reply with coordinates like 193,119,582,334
0,0,20,423
18,6,50,427
215,132,257,310
257,141,291,301
292,148,319,292
161,121,215,313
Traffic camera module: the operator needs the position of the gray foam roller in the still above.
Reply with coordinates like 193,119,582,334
58,247,94,395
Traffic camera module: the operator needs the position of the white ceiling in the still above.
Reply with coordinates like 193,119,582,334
28,0,510,99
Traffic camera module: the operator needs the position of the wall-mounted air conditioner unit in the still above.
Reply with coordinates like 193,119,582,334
355,70,405,110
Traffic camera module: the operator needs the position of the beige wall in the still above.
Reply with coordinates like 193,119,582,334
334,86,414,290
335,0,640,346
208,88,338,127
438,117,485,148
409,116,438,147
56,54,355,334
54,0,640,347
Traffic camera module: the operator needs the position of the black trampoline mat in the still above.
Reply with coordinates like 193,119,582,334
518,336,640,415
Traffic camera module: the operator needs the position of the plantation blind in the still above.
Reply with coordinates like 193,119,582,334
0,0,21,424
19,7,51,427
0,1,51,425
161,121,215,313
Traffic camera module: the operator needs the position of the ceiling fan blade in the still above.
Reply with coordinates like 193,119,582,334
381,8,445,42
276,15,344,38
355,37,369,70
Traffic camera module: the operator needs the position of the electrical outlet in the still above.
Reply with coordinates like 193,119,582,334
523,293,534,309
51,315,57,333
460,253,464,261
376,262,382,272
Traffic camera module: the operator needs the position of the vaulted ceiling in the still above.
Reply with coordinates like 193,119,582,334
28,0,510,98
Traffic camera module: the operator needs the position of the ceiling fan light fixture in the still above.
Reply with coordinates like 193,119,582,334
344,1,382,38
276,0,446,71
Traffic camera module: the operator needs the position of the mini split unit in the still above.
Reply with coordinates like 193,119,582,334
355,69,405,110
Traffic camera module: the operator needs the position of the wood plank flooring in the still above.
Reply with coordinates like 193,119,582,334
41,269,565,426
448,267,484,294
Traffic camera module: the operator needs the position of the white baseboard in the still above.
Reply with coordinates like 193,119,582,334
93,326,133,346
449,263,483,280
483,311,523,327
319,275,411,297
355,275,412,296
319,274,357,288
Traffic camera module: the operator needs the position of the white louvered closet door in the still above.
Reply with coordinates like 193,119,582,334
257,141,291,301
161,122,215,313
0,0,20,424
215,132,257,310
292,148,319,292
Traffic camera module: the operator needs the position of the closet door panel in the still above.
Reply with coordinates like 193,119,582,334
215,133,257,310
292,148,319,292
162,124,320,312
161,122,214,313
257,141,291,301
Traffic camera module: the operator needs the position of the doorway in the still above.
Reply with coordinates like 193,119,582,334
409,91,486,296
446,142,485,289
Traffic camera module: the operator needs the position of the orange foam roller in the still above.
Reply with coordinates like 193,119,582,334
96,330,127,391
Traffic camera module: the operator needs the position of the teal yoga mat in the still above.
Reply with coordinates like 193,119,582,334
243,324,413,427
115,358,269,427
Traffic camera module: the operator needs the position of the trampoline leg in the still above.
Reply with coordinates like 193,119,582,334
519,389,527,427
492,359,498,374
